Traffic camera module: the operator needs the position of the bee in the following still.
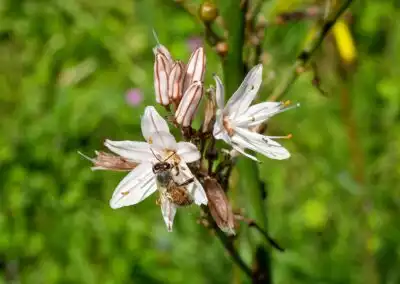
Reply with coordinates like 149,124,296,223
152,152,195,207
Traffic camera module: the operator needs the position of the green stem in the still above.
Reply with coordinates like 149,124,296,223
221,0,246,95
269,0,354,102
220,0,272,282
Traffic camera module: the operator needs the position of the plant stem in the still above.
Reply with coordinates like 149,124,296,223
219,0,273,282
268,0,354,102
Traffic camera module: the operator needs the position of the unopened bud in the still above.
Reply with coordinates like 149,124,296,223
183,47,206,92
78,151,137,171
153,44,174,65
168,61,185,102
154,53,171,106
215,41,228,57
199,1,218,23
202,88,216,133
175,81,203,127
152,30,174,65
204,177,235,235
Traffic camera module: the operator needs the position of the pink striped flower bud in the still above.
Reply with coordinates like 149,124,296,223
175,81,203,127
183,47,206,92
168,61,185,102
154,53,171,106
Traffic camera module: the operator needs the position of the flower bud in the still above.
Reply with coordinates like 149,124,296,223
78,151,137,171
154,53,171,106
202,88,216,133
215,41,228,57
204,177,235,235
168,61,185,102
199,1,218,23
175,81,203,127
153,43,174,66
183,47,206,92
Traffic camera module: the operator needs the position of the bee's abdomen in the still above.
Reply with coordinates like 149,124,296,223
168,186,193,206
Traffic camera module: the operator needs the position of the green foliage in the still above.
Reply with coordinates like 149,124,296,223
1,0,400,283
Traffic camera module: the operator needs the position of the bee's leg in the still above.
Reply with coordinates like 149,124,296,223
174,163,180,176
177,177,194,187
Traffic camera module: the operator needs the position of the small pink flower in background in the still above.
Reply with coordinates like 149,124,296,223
126,88,143,106
186,36,203,53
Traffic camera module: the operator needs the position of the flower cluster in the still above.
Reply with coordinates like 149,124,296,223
81,36,298,233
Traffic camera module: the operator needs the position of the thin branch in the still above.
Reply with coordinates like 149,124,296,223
173,1,224,47
268,0,353,102
235,214,285,252
202,207,253,278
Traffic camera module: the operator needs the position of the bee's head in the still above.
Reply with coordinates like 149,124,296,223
152,162,172,174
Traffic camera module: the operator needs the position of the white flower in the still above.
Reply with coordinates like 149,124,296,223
104,106,207,231
213,64,299,162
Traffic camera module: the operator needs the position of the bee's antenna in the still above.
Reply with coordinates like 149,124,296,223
150,148,162,162
163,151,176,162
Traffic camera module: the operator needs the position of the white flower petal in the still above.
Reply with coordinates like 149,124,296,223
160,196,177,232
176,142,201,163
189,178,208,205
174,161,207,205
104,140,155,163
233,128,290,160
213,113,231,144
235,102,282,127
141,106,170,142
213,74,225,110
231,142,259,162
225,64,263,118
149,131,178,155
109,163,157,209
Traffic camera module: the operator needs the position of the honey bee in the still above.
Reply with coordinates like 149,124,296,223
152,154,195,207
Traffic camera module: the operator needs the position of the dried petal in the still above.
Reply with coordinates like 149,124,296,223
168,61,185,102
175,81,203,127
79,151,138,171
154,53,171,106
183,47,206,92
204,177,235,235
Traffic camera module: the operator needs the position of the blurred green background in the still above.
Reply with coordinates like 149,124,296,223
1,0,400,283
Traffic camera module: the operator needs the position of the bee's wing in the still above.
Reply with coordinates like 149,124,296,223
176,162,208,206
110,162,157,209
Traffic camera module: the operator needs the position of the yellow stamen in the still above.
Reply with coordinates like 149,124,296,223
121,191,129,196
148,137,153,144
283,100,291,107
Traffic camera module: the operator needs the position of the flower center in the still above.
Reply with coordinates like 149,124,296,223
163,149,181,164
223,116,235,136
